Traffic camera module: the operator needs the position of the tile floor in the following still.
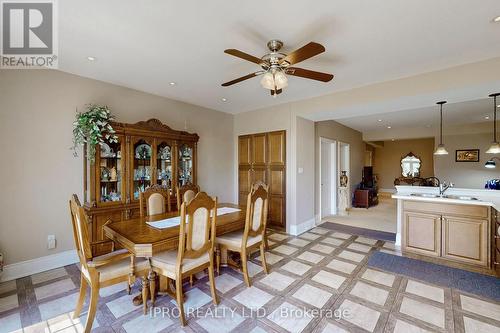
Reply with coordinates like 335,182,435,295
1,227,500,332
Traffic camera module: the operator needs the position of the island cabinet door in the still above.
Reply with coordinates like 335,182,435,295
403,212,441,257
442,216,488,267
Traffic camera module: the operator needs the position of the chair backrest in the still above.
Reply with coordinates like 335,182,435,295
176,183,200,210
69,194,92,269
139,184,171,217
177,192,217,264
242,182,269,247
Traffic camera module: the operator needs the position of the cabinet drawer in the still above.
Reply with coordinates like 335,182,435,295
404,201,489,219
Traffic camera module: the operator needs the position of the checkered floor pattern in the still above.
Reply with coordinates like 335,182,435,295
1,226,500,333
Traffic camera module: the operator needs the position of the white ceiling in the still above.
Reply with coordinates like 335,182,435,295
336,98,496,133
59,0,500,114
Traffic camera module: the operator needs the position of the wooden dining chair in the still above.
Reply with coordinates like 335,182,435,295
151,192,219,326
69,195,149,333
139,184,172,217
176,183,200,211
216,182,269,287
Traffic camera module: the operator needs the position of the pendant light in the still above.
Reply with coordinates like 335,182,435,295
434,101,449,155
486,93,500,154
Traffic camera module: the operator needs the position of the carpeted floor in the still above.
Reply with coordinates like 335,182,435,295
323,197,397,233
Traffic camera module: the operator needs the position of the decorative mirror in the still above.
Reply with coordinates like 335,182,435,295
401,152,421,177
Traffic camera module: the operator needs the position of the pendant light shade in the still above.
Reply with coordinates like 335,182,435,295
485,158,497,168
486,93,500,154
434,101,448,155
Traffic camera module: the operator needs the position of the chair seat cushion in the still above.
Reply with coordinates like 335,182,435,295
151,250,209,279
216,230,262,249
82,251,149,282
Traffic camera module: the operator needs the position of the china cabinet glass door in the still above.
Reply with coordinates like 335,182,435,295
97,136,124,204
178,143,194,187
131,138,153,200
156,141,173,189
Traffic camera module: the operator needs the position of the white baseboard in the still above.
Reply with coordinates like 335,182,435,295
0,250,78,282
289,217,316,236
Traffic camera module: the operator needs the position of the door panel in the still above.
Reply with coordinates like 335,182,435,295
404,212,441,257
239,136,252,166
270,170,284,195
238,131,285,230
442,216,488,266
269,196,284,227
252,134,267,166
239,169,251,193
268,131,285,165
252,167,267,184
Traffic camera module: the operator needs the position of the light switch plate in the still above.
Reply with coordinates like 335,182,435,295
47,235,56,250
298,167,304,174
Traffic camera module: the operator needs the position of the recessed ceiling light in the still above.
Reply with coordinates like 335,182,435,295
87,56,96,61
387,126,392,129
377,119,382,122
169,82,176,86
493,15,500,23
485,115,490,120
221,98,227,102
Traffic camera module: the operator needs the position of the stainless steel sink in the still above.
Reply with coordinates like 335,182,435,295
443,195,479,201
410,193,439,198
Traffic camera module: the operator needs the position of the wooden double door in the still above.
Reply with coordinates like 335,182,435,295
238,131,286,229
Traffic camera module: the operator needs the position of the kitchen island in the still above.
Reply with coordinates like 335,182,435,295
392,186,500,275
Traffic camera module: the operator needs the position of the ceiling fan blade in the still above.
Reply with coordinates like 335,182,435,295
286,67,334,82
222,72,263,87
280,42,325,66
224,49,264,65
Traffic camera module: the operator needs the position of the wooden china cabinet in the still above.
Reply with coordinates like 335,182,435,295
83,119,198,255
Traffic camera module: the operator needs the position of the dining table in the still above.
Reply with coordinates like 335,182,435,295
103,203,246,314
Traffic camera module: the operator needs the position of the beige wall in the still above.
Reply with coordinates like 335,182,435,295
296,117,315,225
0,70,234,265
373,138,435,190
315,120,364,216
434,132,499,189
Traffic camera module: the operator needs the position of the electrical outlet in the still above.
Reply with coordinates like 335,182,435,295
47,235,56,250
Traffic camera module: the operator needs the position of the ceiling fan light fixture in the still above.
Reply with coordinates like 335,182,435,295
274,71,288,90
260,72,275,90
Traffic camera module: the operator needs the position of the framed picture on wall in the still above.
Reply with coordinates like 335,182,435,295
455,149,480,162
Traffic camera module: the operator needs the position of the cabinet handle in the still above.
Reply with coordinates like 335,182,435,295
494,262,500,266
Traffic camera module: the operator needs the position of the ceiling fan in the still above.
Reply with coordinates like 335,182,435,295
222,39,334,96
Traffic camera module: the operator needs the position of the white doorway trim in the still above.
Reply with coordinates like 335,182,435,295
338,141,351,208
319,137,337,219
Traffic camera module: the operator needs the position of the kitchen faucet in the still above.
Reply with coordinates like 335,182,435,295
439,181,454,196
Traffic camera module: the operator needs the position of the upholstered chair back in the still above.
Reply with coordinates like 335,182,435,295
69,194,93,269
176,183,200,210
140,185,171,217
178,192,217,261
243,182,269,245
